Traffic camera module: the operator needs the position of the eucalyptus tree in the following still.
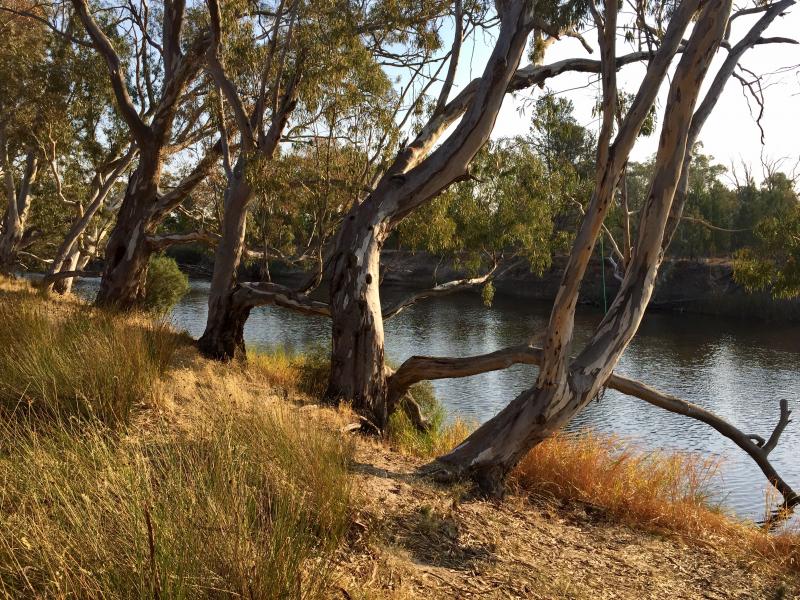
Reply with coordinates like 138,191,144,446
199,0,691,429
386,0,800,506
317,0,672,429
196,0,401,359
0,0,49,274
70,0,221,308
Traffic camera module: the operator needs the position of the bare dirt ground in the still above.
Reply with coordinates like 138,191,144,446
335,436,798,600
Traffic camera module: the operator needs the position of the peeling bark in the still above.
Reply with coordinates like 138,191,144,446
325,0,537,429
432,0,732,493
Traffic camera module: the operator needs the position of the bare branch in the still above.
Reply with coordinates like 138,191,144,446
391,343,798,506
433,0,463,116
232,281,331,316
71,0,151,143
763,399,792,455
155,141,222,214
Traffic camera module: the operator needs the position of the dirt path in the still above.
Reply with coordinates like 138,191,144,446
335,438,797,599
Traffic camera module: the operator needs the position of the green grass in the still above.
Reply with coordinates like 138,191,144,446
0,290,178,425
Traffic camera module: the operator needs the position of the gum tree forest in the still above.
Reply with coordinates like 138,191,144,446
1,0,799,508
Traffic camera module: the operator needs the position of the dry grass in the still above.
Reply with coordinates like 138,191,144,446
0,278,354,598
0,280,179,424
0,402,353,599
512,431,800,573
247,346,330,399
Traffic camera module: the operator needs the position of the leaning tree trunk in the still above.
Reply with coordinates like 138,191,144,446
324,0,536,429
53,249,82,294
434,0,731,493
324,207,390,429
94,157,161,309
198,166,253,360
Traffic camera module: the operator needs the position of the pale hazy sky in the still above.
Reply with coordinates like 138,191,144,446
447,5,800,183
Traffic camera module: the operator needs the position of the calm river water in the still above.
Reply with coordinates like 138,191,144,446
76,278,800,522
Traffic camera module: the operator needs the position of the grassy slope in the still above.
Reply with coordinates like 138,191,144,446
0,279,797,599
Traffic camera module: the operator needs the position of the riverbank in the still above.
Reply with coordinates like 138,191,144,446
380,251,800,322
1,279,798,598
168,246,800,322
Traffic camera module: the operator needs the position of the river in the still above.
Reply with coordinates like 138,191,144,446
75,278,800,523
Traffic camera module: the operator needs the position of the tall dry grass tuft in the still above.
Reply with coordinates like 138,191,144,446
513,432,721,529
248,346,331,399
0,290,178,424
513,431,800,572
0,404,353,598
385,382,472,459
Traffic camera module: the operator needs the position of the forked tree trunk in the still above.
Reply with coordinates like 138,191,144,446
434,0,731,493
323,0,537,427
324,210,389,427
198,166,253,359
47,147,134,293
0,148,39,275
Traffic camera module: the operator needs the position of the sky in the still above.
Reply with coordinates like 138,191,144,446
443,5,800,185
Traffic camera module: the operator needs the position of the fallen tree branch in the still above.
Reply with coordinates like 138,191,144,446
608,376,797,507
391,344,798,506
382,265,499,321
146,231,220,251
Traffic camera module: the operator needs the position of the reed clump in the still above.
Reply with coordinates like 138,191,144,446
0,282,178,424
512,431,800,572
0,399,353,598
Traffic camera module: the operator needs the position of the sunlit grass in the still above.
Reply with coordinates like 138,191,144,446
512,431,800,572
247,345,330,399
0,398,353,598
0,280,178,425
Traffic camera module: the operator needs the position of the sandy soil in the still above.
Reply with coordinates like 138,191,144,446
335,436,798,600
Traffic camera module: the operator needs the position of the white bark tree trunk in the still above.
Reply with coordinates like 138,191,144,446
434,0,732,493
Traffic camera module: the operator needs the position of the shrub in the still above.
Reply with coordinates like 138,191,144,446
0,404,353,598
143,254,189,314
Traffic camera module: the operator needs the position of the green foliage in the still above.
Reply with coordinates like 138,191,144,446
618,153,800,267
0,402,352,598
397,139,572,278
0,287,178,424
481,280,495,307
143,255,190,314
734,206,800,300
530,95,596,177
